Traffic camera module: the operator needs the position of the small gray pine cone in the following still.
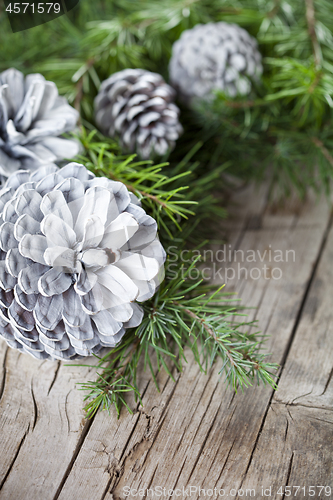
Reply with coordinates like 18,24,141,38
0,68,80,182
169,22,263,102
0,162,165,361
94,69,183,159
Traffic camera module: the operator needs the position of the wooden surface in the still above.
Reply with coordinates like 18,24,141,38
0,184,333,500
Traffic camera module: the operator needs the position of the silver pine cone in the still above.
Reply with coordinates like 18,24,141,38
0,68,80,182
0,163,165,360
169,22,263,102
94,69,183,159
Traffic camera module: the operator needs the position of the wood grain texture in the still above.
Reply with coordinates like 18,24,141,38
0,352,98,500
0,183,332,500
275,219,333,410
238,403,333,498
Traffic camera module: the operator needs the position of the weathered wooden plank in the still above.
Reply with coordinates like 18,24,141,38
54,191,331,500
274,217,333,410
186,198,333,498
56,363,185,500
0,182,272,499
0,352,98,500
120,225,328,499
238,403,333,498
0,350,49,490
218,182,270,231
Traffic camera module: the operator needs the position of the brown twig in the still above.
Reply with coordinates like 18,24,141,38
174,302,236,367
139,191,169,209
74,78,84,115
312,137,333,167
267,0,281,19
305,0,321,68
102,337,141,392
225,100,256,109
107,172,169,209
174,302,264,371
223,100,268,109
179,305,216,337
308,73,321,94
74,57,96,113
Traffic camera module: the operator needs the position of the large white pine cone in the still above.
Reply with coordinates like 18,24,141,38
169,23,263,102
0,163,165,360
0,68,80,182
94,69,183,159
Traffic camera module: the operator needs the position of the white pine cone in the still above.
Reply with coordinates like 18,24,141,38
169,23,263,102
94,69,183,159
0,68,80,182
0,163,165,360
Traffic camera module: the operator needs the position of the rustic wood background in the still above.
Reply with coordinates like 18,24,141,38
0,183,332,500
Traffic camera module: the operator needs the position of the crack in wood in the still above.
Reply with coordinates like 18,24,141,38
285,405,294,423
281,452,294,500
136,408,153,438
47,361,61,396
143,463,159,500
30,380,38,431
214,437,237,488
238,389,276,487
104,415,152,499
105,370,183,498
52,347,156,500
227,390,237,409
274,399,333,413
52,417,95,500
321,365,333,396
117,378,153,464
0,424,30,491
167,459,188,500
99,411,143,500
284,416,289,442
278,209,333,374
64,391,71,434
102,371,184,499
207,405,239,487
291,402,333,412
0,346,8,403
307,415,333,425
185,385,223,483
290,390,313,405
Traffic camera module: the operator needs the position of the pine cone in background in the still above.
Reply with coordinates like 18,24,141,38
0,163,165,360
94,69,183,160
0,68,80,182
169,23,263,102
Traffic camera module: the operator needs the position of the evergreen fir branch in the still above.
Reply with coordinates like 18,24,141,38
76,128,197,236
79,335,142,418
2,0,333,195
0,0,288,417
76,258,278,418
312,136,333,168
76,128,230,242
